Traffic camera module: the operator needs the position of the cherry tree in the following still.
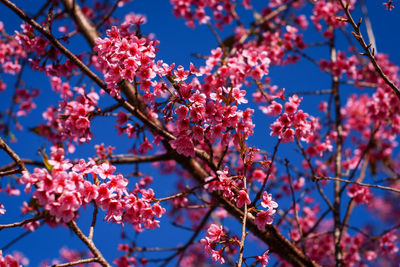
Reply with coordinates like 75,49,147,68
0,0,399,266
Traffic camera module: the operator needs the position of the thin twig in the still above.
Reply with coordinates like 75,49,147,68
359,0,377,53
206,21,224,48
1,231,31,251
285,159,305,252
50,257,99,267
0,137,27,173
330,32,344,265
67,220,111,267
339,0,400,100
237,175,248,267
0,215,45,230
250,139,280,207
295,138,334,211
161,207,216,267
154,179,216,203
95,0,122,29
88,204,98,241
315,175,400,194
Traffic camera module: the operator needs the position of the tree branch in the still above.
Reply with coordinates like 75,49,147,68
338,0,400,100
67,220,111,267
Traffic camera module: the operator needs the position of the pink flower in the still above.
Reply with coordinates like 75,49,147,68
236,190,251,208
82,181,99,203
0,203,5,215
261,192,278,210
169,135,195,157
254,209,276,231
364,251,377,262
206,224,224,242
116,111,129,125
262,101,282,116
96,162,116,179
211,249,225,264
256,250,269,267
152,202,166,218
347,184,372,205
138,137,153,154
200,237,213,255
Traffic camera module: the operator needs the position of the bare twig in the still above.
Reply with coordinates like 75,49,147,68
315,175,400,194
0,137,27,173
0,215,45,230
339,0,400,100
250,139,280,207
95,0,122,29
330,32,344,266
1,231,31,251
50,257,99,267
359,0,377,53
295,138,334,211
160,207,215,267
88,204,98,241
285,159,305,252
237,175,248,267
67,220,111,267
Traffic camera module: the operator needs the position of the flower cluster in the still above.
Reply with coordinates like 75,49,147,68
266,95,317,143
380,230,399,255
255,251,269,267
254,191,278,231
311,0,349,38
319,52,358,78
200,224,228,264
204,167,251,209
14,88,39,117
164,45,272,157
347,184,372,205
94,19,158,97
94,143,115,159
41,87,99,144
19,147,165,231
0,21,26,79
0,250,27,267
170,0,251,29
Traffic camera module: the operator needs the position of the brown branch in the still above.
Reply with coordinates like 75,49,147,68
0,168,21,177
330,32,344,266
285,159,305,252
0,137,27,173
0,159,44,172
51,258,99,267
88,204,98,241
0,215,45,230
106,153,171,165
250,139,280,207
95,0,122,29
338,0,400,100
295,138,334,211
237,175,248,267
315,175,400,194
67,220,111,267
160,207,215,267
359,0,377,53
